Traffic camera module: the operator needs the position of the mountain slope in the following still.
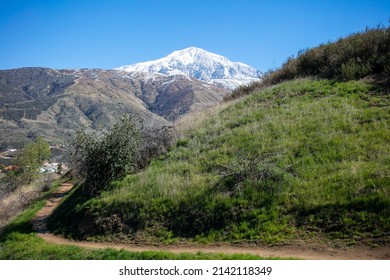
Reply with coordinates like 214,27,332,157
116,70,227,121
0,67,229,150
0,68,169,150
117,47,261,89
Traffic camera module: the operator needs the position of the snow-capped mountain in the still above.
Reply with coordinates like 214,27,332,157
116,47,261,90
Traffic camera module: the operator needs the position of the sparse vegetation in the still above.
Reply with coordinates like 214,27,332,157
0,177,58,228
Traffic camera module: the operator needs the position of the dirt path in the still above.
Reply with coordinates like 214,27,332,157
32,183,390,260
32,182,74,233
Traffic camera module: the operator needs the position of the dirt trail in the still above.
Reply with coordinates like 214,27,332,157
32,182,74,233
32,183,390,260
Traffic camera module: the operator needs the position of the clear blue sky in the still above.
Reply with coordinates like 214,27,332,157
0,0,389,71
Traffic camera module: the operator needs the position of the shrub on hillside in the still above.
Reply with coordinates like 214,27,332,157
226,25,390,100
70,116,173,196
275,25,390,82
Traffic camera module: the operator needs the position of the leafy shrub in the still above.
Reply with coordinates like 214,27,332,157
69,116,173,196
70,116,140,196
340,58,372,81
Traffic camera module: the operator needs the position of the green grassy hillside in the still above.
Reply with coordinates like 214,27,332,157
50,79,390,244
0,189,270,260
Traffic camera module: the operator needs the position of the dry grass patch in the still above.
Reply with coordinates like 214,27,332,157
0,174,58,228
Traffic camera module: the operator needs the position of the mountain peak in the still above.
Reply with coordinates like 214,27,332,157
116,47,261,89
172,46,205,54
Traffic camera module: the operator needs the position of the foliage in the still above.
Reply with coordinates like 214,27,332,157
70,116,141,196
4,137,50,189
226,25,390,101
271,25,390,82
69,115,173,196
51,79,390,244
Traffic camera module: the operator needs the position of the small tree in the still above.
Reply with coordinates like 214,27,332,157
6,137,51,188
70,116,141,196
35,136,51,163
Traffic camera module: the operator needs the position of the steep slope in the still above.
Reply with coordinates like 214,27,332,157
50,79,390,245
120,71,227,120
117,47,261,89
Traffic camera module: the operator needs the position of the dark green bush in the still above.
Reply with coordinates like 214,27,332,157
69,116,173,196
70,116,141,196
226,25,390,100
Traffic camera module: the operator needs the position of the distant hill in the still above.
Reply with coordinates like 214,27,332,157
0,67,227,150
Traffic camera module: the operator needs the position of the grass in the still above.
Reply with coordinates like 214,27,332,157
1,233,281,260
0,177,278,259
50,79,390,245
0,174,56,228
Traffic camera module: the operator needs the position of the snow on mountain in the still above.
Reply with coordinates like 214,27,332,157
116,47,261,90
